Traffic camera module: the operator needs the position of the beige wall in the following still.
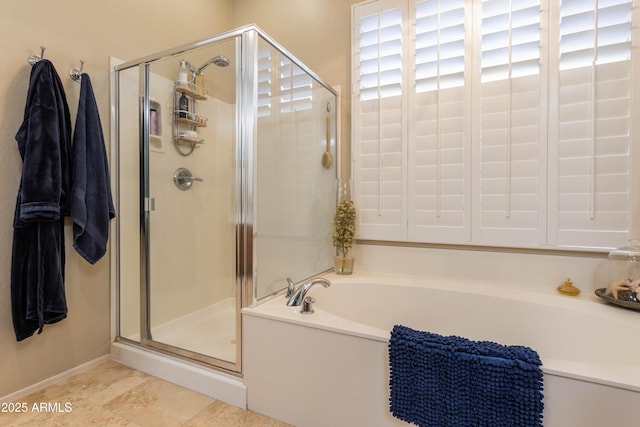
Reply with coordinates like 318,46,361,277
0,0,354,397
232,0,360,178
0,0,233,397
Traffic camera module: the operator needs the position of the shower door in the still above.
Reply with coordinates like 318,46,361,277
142,38,240,369
114,35,242,371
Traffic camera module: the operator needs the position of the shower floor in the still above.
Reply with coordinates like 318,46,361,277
148,298,237,363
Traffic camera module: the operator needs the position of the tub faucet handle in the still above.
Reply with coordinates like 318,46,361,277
285,277,296,298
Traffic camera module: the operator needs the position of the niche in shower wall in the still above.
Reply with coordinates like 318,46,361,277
149,100,163,152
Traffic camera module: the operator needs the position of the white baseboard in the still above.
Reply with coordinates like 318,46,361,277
0,355,110,403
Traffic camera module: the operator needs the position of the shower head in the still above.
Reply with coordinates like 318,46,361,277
213,55,230,67
196,55,230,74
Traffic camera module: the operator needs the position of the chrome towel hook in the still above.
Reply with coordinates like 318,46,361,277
70,60,85,82
28,46,46,66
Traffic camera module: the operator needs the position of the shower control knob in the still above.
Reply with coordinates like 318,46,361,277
173,167,203,191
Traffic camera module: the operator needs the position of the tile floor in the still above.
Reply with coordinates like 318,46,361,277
0,361,290,426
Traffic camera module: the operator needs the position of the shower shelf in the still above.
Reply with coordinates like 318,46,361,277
173,81,209,153
175,116,208,127
175,136,205,145
175,84,207,100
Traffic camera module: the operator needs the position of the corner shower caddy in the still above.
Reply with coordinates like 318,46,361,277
173,81,208,155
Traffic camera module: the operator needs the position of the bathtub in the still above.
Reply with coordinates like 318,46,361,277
242,273,640,427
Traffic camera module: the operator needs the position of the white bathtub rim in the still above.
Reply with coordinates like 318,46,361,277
243,272,640,394
327,272,624,310
319,271,640,326
543,360,640,394
246,271,639,338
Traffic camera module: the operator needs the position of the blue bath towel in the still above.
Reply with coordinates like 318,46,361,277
71,73,115,264
389,325,543,427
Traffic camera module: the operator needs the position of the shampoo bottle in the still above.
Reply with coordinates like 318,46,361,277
195,73,205,96
179,93,189,119
178,60,189,86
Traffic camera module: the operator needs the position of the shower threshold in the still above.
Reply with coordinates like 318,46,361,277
125,297,237,364
111,340,246,408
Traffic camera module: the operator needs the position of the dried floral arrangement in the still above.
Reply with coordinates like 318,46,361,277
333,200,356,258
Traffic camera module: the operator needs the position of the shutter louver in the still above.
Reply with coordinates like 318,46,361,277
280,58,313,113
409,0,469,242
414,0,465,92
477,0,545,246
257,45,272,117
359,8,403,101
481,0,541,82
552,0,632,248
353,2,406,240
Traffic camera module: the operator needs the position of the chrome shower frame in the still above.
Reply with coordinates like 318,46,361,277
112,25,338,374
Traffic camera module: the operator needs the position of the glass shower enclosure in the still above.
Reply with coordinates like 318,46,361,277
113,26,337,372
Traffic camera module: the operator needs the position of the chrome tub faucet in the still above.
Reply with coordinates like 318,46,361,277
286,278,331,306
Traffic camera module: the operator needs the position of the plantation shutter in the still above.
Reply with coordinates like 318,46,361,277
352,0,636,250
353,0,406,240
408,0,470,243
279,57,313,113
549,0,633,248
257,43,272,117
475,0,546,246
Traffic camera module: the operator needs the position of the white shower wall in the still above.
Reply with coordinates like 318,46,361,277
116,62,236,338
147,72,236,328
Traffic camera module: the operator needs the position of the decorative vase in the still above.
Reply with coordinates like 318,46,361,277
338,179,351,202
334,256,354,275
606,240,640,301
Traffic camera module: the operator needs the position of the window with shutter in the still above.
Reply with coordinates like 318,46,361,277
408,0,470,243
353,1,406,240
475,0,546,246
549,0,633,248
257,44,272,118
257,45,314,117
279,57,313,113
352,0,636,250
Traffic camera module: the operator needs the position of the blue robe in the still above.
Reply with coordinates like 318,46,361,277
11,59,72,341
